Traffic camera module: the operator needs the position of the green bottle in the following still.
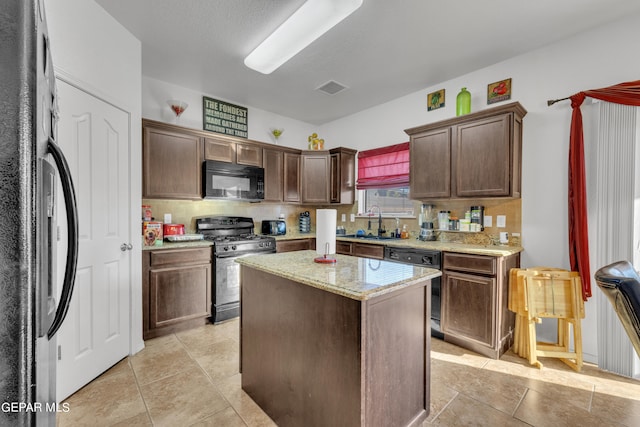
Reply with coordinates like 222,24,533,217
456,87,471,116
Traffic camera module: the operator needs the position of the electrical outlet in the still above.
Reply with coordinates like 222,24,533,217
497,215,506,228
341,214,346,222
350,213,355,222
484,215,492,228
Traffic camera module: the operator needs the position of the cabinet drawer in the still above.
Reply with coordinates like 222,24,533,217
353,243,384,260
276,239,312,253
443,252,496,275
149,247,212,267
336,241,354,255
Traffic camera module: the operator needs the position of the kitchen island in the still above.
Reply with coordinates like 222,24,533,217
236,250,441,427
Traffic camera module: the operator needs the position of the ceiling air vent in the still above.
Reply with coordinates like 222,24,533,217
316,80,348,95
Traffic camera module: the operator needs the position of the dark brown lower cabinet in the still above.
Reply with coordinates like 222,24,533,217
441,251,519,358
142,247,212,340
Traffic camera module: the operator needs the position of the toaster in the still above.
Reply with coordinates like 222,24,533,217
261,220,286,236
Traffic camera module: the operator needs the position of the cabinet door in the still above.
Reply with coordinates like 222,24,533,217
204,137,236,162
148,263,212,329
237,142,263,166
263,148,284,202
410,128,451,199
452,114,511,197
143,126,202,199
442,270,496,347
301,152,330,203
284,152,301,203
330,150,356,204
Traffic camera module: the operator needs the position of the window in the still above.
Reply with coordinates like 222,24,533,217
361,187,413,216
356,142,413,217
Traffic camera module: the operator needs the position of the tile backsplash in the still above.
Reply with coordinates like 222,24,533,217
142,197,522,246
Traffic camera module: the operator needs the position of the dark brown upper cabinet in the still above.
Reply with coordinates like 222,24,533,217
405,102,526,200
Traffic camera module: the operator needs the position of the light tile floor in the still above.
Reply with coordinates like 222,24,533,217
57,319,640,426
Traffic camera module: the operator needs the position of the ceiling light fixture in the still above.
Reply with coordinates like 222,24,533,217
244,0,363,75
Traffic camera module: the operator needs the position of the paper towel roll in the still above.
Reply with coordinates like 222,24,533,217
316,209,337,256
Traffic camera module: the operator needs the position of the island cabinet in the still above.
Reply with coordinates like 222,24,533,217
204,135,263,166
283,151,301,203
142,247,212,340
441,251,519,359
238,251,439,427
143,120,202,199
405,102,526,200
330,147,357,204
301,150,331,203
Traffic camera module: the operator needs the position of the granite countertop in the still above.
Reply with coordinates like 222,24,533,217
236,250,441,301
270,232,522,257
141,239,213,251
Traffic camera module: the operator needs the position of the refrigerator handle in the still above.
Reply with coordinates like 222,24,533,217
47,137,79,339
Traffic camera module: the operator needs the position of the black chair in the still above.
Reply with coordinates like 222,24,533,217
594,260,640,358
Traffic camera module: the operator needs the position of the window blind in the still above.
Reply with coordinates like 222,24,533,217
356,142,409,189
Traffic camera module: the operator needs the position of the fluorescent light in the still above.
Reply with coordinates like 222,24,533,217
244,0,363,74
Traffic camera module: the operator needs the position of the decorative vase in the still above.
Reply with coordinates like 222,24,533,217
456,88,471,116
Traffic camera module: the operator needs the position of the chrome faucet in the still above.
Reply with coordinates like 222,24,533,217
368,206,384,236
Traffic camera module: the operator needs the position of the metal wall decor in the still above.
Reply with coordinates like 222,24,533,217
487,78,512,104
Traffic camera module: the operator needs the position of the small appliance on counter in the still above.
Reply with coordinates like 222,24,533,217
299,211,311,233
419,222,436,241
261,220,286,236
470,205,485,231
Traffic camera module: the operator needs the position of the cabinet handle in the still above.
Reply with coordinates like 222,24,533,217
120,243,133,251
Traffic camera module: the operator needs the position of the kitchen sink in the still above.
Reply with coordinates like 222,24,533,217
340,234,398,240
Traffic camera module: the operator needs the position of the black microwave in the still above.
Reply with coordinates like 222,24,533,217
202,160,265,201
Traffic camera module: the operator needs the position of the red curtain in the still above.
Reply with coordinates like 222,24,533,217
356,142,410,189
568,80,640,300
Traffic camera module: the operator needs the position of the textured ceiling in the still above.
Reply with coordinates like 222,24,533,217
95,0,640,125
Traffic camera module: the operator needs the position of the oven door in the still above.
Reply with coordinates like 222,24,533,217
213,254,245,323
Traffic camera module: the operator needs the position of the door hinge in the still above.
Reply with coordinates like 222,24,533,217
57,345,61,360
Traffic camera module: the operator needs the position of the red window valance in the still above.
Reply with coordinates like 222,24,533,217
356,142,410,189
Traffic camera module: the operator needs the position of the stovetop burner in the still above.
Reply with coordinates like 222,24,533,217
196,216,276,257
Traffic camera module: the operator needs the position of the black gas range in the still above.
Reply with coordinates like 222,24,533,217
196,216,276,323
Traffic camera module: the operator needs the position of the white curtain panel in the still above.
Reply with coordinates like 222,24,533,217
587,101,640,377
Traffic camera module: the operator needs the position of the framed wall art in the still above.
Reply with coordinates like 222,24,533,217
427,89,445,111
487,78,512,104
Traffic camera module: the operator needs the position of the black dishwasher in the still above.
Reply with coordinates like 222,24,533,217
384,246,443,338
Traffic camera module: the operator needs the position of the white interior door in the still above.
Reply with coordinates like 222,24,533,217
55,79,131,401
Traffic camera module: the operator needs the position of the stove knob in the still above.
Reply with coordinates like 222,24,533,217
258,242,263,247
232,245,237,251
223,246,229,251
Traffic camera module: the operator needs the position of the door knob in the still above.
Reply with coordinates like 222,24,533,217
120,243,133,251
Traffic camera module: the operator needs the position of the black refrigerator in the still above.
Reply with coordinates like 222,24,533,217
0,1,79,426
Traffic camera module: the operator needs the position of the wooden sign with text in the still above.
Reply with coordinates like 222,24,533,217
203,96,248,138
